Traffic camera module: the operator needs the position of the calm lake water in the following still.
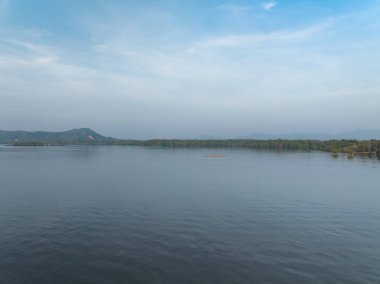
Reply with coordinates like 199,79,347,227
0,146,379,283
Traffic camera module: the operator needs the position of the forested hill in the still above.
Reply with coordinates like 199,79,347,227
0,128,115,144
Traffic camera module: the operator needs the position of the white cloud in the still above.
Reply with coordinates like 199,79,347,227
262,1,276,11
215,3,254,22
216,4,251,14
189,21,331,50
1,4,380,137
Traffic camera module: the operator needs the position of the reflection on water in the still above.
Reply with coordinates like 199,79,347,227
0,145,102,162
0,146,379,283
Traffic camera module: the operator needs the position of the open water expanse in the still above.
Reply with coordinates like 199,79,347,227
0,145,379,283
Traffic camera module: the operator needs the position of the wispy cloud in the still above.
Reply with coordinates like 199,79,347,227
216,4,251,15
189,21,331,50
0,34,104,95
262,1,277,11
1,1,380,137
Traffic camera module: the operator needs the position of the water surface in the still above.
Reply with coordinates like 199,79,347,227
0,146,379,283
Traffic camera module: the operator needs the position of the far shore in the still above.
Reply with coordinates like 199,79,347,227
3,139,380,160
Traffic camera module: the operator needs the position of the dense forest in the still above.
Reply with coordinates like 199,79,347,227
115,139,380,158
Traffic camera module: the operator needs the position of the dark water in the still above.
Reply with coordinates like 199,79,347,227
0,146,379,284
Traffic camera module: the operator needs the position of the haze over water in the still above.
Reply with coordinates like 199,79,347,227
1,146,379,283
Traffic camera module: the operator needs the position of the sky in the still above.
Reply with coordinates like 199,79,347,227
0,0,379,139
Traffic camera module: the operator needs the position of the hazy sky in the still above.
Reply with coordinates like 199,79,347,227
0,0,379,138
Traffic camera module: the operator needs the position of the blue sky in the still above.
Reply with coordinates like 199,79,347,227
0,0,379,138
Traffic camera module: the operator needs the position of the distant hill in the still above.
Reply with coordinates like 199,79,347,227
335,130,380,140
0,128,115,144
241,129,380,140
194,135,224,140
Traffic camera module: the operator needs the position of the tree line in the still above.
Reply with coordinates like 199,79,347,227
11,138,380,159
115,139,380,157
